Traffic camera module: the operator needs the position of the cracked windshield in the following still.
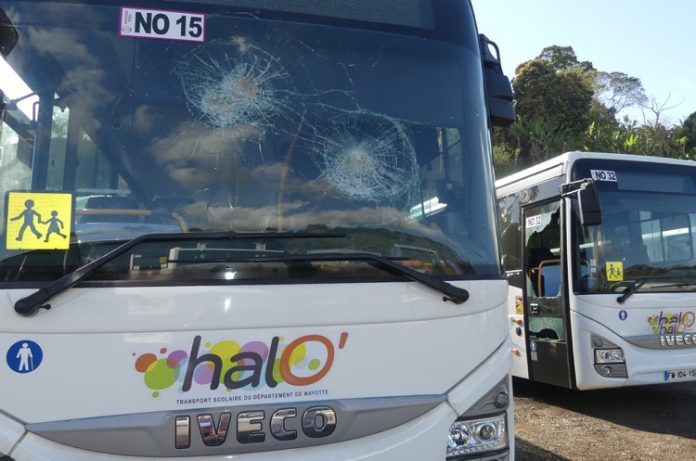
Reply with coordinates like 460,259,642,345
0,1,498,283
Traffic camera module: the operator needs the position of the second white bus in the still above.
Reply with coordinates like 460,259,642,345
497,151,696,390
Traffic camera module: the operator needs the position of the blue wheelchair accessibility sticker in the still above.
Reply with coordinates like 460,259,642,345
6,340,43,373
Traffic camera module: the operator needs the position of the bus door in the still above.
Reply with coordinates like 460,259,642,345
523,200,573,388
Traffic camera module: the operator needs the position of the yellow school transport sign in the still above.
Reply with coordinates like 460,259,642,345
605,261,624,282
6,192,73,250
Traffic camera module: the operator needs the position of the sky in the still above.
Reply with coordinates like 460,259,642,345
470,0,696,126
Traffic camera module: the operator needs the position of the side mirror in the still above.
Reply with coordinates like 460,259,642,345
478,34,515,127
577,182,602,226
0,9,18,57
561,179,602,227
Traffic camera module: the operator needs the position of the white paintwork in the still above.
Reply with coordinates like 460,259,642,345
0,280,512,459
506,285,529,379
570,294,696,390
495,150,696,196
8,344,514,461
0,411,25,456
498,151,696,389
447,336,512,416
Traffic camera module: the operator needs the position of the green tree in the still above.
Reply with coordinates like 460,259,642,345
538,45,593,72
676,111,696,151
513,60,594,135
509,57,593,164
493,45,690,176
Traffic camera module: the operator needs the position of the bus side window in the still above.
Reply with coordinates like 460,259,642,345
524,206,561,298
538,260,561,297
526,231,554,296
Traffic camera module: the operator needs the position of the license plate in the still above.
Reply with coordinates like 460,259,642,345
663,369,696,381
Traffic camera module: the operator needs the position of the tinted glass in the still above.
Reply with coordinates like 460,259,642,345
571,159,696,294
0,1,498,284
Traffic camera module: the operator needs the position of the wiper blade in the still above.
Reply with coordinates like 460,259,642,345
306,253,469,304
14,231,344,316
174,252,470,305
613,278,696,304
613,280,646,304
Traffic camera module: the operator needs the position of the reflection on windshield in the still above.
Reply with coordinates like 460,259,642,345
574,174,696,294
0,1,498,283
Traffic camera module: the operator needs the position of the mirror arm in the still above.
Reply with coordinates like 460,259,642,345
560,178,602,226
560,178,592,197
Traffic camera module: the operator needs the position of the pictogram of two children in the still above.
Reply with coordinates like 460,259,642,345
10,199,67,242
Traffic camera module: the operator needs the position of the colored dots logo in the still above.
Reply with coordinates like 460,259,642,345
648,311,696,334
290,343,307,365
210,340,241,385
135,353,157,373
144,359,178,390
167,350,188,368
132,332,349,397
134,349,189,397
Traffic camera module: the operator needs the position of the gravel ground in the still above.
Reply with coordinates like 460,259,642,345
513,378,696,460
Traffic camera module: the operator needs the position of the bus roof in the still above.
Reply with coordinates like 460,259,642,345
495,151,696,194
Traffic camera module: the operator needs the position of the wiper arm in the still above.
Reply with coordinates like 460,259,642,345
613,280,645,304
14,231,344,316
173,252,469,305
305,253,469,304
613,278,696,304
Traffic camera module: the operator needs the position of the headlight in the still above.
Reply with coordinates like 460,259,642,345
447,414,507,458
591,334,627,378
594,348,624,364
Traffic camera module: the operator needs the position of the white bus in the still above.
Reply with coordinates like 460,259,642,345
0,1,515,459
497,151,696,390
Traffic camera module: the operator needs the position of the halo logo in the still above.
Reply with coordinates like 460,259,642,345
133,332,349,397
648,311,695,334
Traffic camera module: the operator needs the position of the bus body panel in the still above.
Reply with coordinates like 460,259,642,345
1,281,505,335
6,340,513,460
0,281,513,459
8,406,461,461
1,281,507,424
498,151,696,389
570,294,696,390
506,284,528,379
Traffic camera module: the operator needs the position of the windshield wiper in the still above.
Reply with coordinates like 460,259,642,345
612,280,646,304
14,231,344,316
172,252,470,305
301,253,469,304
613,279,696,304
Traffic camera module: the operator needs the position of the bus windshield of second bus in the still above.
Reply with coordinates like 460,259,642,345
571,159,696,298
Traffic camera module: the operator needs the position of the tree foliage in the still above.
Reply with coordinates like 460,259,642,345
538,45,593,72
507,46,595,165
493,45,695,178
513,59,594,136
678,111,696,151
